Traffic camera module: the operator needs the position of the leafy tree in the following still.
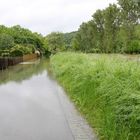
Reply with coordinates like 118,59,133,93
9,25,43,49
44,32,65,54
72,21,99,53
72,33,81,51
64,31,77,49
104,4,121,53
92,10,105,52
10,44,32,57
72,1,140,54
0,34,14,50
118,0,140,25
117,0,140,52
0,25,44,56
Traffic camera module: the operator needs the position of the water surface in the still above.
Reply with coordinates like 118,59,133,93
0,59,74,140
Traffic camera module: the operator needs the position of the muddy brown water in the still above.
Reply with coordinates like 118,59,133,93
0,59,74,140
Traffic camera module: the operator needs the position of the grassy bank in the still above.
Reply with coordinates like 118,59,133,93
50,52,140,140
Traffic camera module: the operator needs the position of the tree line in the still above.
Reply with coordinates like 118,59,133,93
72,0,140,54
43,31,76,54
0,0,139,57
45,0,140,54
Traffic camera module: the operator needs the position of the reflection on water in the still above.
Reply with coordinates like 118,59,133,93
0,59,50,85
0,58,74,140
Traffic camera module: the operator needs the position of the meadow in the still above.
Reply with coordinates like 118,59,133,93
50,52,140,140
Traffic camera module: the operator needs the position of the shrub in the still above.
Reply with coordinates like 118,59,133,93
124,40,140,54
0,34,14,50
91,48,101,53
25,44,36,53
1,50,10,57
44,32,65,54
10,44,32,57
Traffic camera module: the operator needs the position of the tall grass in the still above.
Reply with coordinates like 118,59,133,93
50,52,140,140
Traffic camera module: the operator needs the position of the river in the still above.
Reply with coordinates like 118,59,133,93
0,59,96,140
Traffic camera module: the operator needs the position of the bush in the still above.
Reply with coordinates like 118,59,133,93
51,52,140,140
10,44,33,57
25,44,36,53
1,50,10,57
91,48,101,53
124,40,140,54
44,32,65,54
10,49,23,57
0,34,14,50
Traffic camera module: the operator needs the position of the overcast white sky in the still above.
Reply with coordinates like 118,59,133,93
0,0,117,35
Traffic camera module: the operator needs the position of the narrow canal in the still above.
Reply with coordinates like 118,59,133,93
0,59,96,140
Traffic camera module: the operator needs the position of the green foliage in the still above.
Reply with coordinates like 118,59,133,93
51,52,140,140
10,45,32,57
8,25,43,49
104,4,121,53
0,25,43,47
25,44,36,53
124,40,140,54
72,38,80,51
118,0,140,25
0,50,10,57
64,31,77,49
0,34,14,50
44,32,65,54
0,25,45,57
72,1,140,54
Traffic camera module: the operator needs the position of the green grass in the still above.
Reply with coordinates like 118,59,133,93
50,52,140,140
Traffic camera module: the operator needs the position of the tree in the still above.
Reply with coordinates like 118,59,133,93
72,32,81,51
64,31,77,49
92,10,105,52
9,25,43,49
118,0,139,38
0,34,14,50
118,0,140,25
72,21,99,53
117,0,140,52
71,1,139,54
44,32,65,54
10,44,32,57
104,4,121,53
0,25,45,56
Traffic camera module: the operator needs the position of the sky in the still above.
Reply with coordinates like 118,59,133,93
0,0,117,35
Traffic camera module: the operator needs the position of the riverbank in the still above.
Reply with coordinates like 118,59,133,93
50,52,140,140
0,54,38,70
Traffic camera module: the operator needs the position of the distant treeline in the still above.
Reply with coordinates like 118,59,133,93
45,0,140,54
72,0,140,54
43,31,76,54
1,0,140,57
